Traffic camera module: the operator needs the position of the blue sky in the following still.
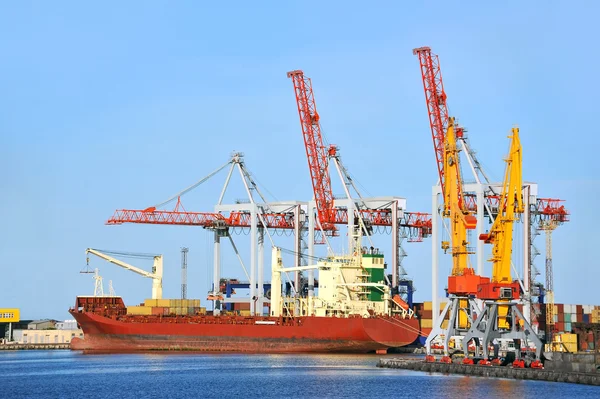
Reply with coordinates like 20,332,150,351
1,1,598,320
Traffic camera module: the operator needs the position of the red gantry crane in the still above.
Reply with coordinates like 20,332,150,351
287,69,432,299
287,70,337,235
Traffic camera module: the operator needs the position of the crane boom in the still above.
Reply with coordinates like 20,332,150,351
86,248,163,299
413,47,465,207
443,118,485,296
477,127,523,300
287,70,336,231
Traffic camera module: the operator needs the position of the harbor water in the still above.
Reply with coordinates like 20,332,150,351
0,351,598,398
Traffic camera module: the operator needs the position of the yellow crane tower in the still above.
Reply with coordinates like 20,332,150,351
425,117,490,361
463,127,543,366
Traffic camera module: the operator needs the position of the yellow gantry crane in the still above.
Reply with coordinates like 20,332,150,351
478,126,523,329
442,118,477,277
426,118,489,360
463,127,543,365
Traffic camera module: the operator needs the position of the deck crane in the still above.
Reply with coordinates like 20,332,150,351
462,128,543,365
424,118,489,362
85,248,163,300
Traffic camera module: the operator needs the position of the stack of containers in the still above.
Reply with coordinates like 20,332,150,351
548,304,599,334
414,300,449,336
139,299,203,316
592,306,600,323
564,303,573,332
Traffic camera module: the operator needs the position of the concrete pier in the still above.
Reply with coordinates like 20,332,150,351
0,343,70,350
378,357,600,386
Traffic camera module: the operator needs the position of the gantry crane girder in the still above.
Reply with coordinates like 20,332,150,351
107,198,432,241
461,194,569,223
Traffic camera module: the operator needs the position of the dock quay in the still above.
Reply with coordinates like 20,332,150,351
377,356,600,386
0,343,70,350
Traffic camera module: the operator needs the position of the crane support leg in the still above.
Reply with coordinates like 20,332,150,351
425,296,481,357
463,301,543,361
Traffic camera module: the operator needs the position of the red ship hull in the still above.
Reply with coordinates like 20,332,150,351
69,310,420,353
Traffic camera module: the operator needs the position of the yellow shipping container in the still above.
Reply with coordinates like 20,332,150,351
420,319,433,329
199,307,207,315
240,310,251,316
560,333,578,343
424,302,432,311
144,299,158,307
127,306,152,315
0,308,20,323
156,299,171,307
553,342,577,352
193,299,201,307
441,320,448,329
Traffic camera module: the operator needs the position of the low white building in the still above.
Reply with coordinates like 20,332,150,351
56,320,79,330
12,329,83,344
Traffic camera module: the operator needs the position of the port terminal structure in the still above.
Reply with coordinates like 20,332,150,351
413,46,569,341
107,70,432,317
107,151,430,316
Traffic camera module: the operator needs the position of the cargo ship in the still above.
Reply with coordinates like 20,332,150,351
70,235,420,353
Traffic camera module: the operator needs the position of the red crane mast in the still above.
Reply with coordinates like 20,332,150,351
287,70,336,232
413,47,465,208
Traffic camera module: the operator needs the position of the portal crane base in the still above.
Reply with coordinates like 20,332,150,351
425,295,481,356
463,300,543,360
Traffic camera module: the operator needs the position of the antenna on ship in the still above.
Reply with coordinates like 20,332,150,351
181,247,188,299
93,268,104,297
108,280,116,297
